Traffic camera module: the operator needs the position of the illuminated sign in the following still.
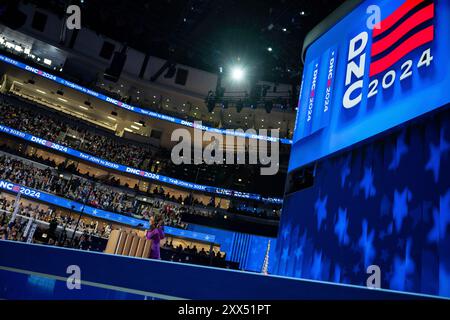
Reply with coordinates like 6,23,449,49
0,179,215,243
0,124,282,204
0,54,292,145
0,180,41,198
290,0,450,171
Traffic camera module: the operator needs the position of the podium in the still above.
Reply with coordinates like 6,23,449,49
105,230,152,258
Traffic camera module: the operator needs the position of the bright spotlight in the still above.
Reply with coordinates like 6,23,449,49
231,66,245,81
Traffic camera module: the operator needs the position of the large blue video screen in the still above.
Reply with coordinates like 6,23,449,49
290,0,450,171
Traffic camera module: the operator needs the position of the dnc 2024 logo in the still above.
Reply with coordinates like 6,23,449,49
343,0,435,109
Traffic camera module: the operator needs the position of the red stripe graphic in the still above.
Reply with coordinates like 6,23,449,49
371,3,434,57
373,0,425,37
370,25,434,77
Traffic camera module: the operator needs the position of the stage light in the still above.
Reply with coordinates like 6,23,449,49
267,47,273,52
231,66,245,81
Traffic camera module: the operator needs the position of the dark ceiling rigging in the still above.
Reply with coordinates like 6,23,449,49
22,0,346,83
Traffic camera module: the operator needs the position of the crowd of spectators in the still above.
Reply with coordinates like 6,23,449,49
0,95,206,179
0,154,133,213
0,196,109,250
0,140,281,222
0,95,158,170
0,93,282,223
1,141,281,229
0,93,287,196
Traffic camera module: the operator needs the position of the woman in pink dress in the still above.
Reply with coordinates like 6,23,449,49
146,216,165,259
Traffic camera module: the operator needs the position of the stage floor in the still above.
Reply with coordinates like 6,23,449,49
0,240,444,300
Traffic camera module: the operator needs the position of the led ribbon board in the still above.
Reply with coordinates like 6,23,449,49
0,179,216,243
290,0,450,171
0,124,282,204
0,54,292,145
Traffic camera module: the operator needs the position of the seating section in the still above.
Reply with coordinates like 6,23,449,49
0,199,237,269
0,153,186,228
0,93,288,196
0,196,111,240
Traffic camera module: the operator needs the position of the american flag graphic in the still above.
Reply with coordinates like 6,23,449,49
370,0,434,77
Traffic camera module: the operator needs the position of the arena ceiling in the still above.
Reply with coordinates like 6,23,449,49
24,0,346,83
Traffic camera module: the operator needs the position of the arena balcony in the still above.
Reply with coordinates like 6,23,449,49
0,89,288,198
0,194,239,270
0,15,296,139
0,140,280,235
0,150,275,270
0,28,293,199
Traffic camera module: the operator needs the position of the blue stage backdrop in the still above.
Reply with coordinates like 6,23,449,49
275,0,450,298
273,104,450,297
